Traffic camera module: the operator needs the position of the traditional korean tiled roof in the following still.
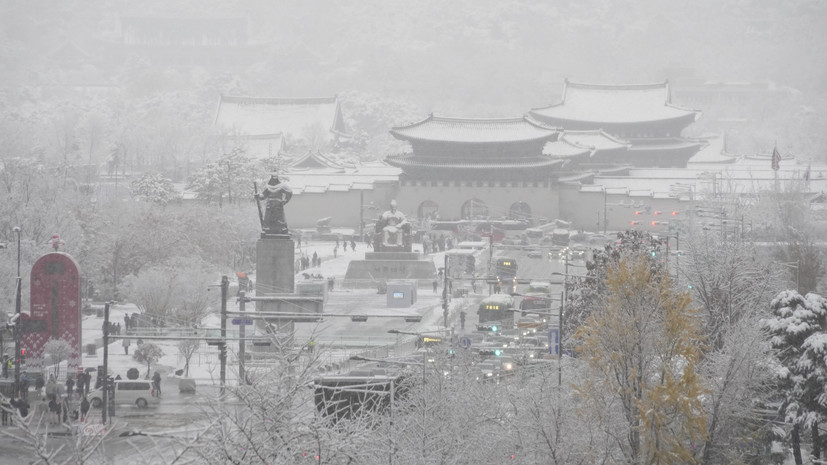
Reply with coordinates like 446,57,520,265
385,154,563,170
289,151,347,171
559,130,630,151
542,139,592,158
687,134,738,164
283,162,401,195
213,95,347,140
530,80,700,125
390,114,559,144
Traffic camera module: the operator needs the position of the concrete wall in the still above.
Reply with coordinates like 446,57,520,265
285,177,697,235
559,185,695,233
394,181,559,223
286,182,398,229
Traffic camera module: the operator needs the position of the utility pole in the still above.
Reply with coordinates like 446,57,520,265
442,255,449,327
360,190,364,243
13,226,21,399
558,290,564,387
220,275,228,398
560,254,568,387
238,290,247,385
102,302,110,424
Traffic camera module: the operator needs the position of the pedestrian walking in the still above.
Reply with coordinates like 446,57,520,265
124,313,130,332
20,373,29,400
45,375,57,403
65,375,74,400
333,246,338,258
350,239,356,251
80,396,90,422
34,375,44,399
343,241,348,252
433,279,438,293
152,371,162,396
123,337,131,355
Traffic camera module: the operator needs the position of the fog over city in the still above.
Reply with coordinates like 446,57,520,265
1,1,827,464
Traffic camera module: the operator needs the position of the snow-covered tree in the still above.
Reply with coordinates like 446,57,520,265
132,342,164,379
177,339,199,377
42,337,73,379
130,173,179,205
575,254,707,464
121,257,216,327
761,291,827,464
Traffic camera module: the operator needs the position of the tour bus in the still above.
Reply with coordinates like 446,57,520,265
477,294,515,330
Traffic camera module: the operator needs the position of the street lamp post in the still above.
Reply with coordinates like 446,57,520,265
13,226,21,398
551,269,588,387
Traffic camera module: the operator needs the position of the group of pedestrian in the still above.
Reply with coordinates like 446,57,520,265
123,313,140,332
298,255,320,270
422,234,453,254
1,397,29,426
335,237,357,253
74,371,91,398
102,321,122,336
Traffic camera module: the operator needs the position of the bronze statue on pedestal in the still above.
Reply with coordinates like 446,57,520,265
255,174,292,237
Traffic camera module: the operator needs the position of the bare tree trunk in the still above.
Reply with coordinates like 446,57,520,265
792,424,803,465
812,422,821,461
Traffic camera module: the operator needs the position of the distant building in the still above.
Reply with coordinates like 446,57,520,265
530,80,703,167
385,114,563,222
213,95,349,160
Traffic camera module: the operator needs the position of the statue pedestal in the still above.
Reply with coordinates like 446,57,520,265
344,252,437,289
255,237,295,295
253,236,324,351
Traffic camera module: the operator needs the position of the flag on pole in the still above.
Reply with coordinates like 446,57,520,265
771,146,781,171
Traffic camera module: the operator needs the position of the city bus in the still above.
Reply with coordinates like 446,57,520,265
477,294,515,329
494,257,518,280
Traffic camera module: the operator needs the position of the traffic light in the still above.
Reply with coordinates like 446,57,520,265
491,325,498,333
634,211,642,216
671,211,679,216
630,221,639,226
480,348,503,356
653,211,661,216
651,221,657,226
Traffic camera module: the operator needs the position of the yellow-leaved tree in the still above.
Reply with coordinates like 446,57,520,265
575,254,707,464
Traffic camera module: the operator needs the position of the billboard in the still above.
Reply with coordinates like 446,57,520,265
22,252,82,371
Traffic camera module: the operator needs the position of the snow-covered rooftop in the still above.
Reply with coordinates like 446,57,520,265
213,95,345,140
530,80,699,124
390,114,559,144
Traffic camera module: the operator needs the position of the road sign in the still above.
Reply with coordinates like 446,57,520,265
548,328,559,355
459,336,472,350
231,318,253,326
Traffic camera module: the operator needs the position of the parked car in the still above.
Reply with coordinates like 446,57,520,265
89,380,159,409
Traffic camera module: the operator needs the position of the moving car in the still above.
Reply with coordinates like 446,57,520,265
89,379,159,409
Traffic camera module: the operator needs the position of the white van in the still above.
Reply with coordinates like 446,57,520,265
89,380,159,409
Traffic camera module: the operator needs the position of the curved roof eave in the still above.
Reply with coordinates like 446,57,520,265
390,113,560,144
